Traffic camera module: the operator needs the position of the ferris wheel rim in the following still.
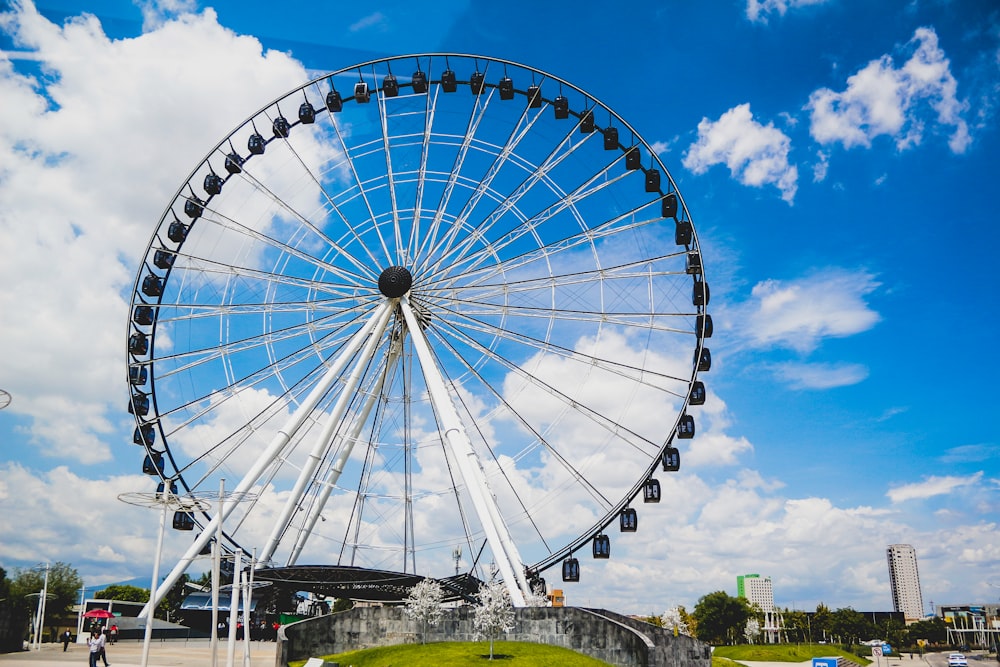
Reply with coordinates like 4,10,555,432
126,53,711,592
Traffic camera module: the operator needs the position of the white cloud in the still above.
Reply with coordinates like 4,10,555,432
766,361,869,389
807,27,971,153
812,149,829,182
728,268,881,353
887,472,984,503
746,0,830,23
0,2,308,462
349,12,386,33
683,103,799,203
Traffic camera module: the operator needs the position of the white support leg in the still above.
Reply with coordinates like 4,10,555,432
258,303,393,565
286,340,403,567
399,296,531,606
141,302,392,617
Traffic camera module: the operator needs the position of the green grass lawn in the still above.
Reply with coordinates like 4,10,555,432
712,643,871,665
289,640,614,666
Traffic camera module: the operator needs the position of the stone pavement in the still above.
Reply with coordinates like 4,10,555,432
0,639,279,667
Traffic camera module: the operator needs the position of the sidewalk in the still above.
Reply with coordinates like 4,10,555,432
0,639,279,667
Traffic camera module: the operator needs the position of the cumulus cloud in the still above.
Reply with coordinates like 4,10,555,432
730,268,881,353
766,361,869,389
683,103,798,203
0,2,308,462
746,0,830,23
887,472,984,503
807,27,971,153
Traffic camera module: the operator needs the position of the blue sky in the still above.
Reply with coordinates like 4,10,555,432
0,0,997,616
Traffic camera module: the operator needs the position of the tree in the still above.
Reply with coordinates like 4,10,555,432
907,616,947,646
783,609,810,643
692,591,751,645
403,579,445,644
10,562,83,641
813,603,832,642
744,617,761,644
663,606,691,636
473,580,515,660
829,607,874,645
95,584,149,603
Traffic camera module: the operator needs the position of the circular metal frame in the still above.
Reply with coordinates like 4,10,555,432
126,53,711,590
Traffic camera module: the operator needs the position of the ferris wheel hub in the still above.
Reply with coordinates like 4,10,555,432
378,265,413,298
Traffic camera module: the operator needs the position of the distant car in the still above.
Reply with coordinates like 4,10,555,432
948,653,968,667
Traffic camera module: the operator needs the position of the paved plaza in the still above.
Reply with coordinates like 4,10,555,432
0,639,278,667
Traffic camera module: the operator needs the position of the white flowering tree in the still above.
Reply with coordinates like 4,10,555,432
744,617,761,644
473,580,516,660
663,606,690,636
403,578,445,643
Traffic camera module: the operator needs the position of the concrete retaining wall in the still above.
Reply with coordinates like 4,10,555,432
277,605,710,667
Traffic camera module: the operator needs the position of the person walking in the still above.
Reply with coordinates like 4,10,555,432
97,626,110,667
87,630,102,667
108,624,118,644
61,629,72,651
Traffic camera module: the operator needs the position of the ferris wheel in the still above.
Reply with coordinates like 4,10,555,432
126,53,712,607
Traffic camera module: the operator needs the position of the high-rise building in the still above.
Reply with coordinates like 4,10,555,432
887,544,924,622
737,573,774,610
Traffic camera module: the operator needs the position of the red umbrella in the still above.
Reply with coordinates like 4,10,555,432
83,609,114,619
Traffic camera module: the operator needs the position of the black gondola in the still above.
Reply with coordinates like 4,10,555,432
133,305,154,326
354,81,370,103
686,251,702,275
153,249,174,269
693,279,710,306
298,101,316,124
142,274,163,297
675,220,692,245
498,76,514,100
469,71,485,95
527,84,541,108
697,314,713,339
688,381,706,406
662,446,680,472
677,414,695,439
695,347,712,372
128,332,148,356
382,74,399,97
142,451,164,476
662,193,678,219
529,575,546,594
620,507,638,532
325,89,343,112
156,480,178,497
129,365,147,386
580,109,594,133
225,152,243,174
133,424,155,446
247,132,265,155
172,511,195,531
592,534,610,559
441,69,457,92
183,197,203,219
199,538,213,556
562,557,580,582
168,220,188,243
204,173,223,196
604,126,619,150
272,116,290,138
643,478,661,503
645,168,661,192
553,95,569,119
128,392,149,417
411,70,428,94
625,147,641,170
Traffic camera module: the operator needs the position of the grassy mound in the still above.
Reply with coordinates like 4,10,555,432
712,643,871,665
290,640,614,666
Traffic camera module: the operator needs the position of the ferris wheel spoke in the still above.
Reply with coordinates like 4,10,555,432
427,314,663,458
420,109,600,279
405,84,437,264
430,305,692,393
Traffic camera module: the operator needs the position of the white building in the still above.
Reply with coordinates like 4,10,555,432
737,573,774,610
887,544,924,622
